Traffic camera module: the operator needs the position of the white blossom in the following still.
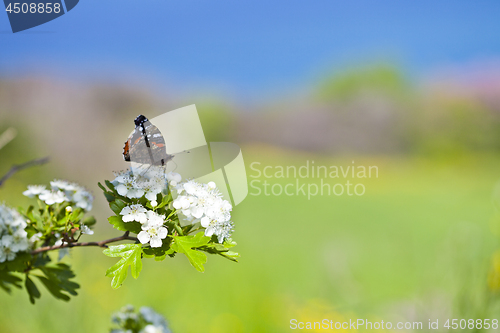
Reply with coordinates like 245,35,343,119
0,203,30,262
200,217,234,243
112,167,167,202
80,225,94,235
39,189,68,205
166,172,182,187
29,232,42,244
140,307,168,327
172,180,233,243
0,243,16,263
137,212,167,248
113,171,145,199
111,305,171,333
145,211,165,226
10,229,29,252
50,179,77,191
23,185,46,198
26,181,94,211
120,204,148,223
72,189,93,211
141,325,166,333
142,180,162,202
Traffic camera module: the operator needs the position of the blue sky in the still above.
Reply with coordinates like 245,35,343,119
1,0,500,99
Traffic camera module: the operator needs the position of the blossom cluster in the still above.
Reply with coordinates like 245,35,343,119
0,203,29,263
110,305,172,333
23,179,94,211
111,166,173,207
22,180,95,260
113,165,234,246
173,180,234,243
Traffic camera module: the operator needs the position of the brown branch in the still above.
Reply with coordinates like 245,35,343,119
31,231,138,255
0,156,50,187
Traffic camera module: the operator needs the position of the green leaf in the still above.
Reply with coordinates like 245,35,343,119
156,193,172,209
97,182,107,192
171,233,210,272
69,208,84,222
25,275,41,304
198,242,240,262
104,192,116,202
105,180,116,191
109,200,127,215
6,252,32,272
103,244,143,289
154,254,167,262
108,215,127,232
219,251,240,262
82,216,96,226
224,239,237,248
36,277,70,301
0,270,22,293
35,263,80,302
108,216,142,234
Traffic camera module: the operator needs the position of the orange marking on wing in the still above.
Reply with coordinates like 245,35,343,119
151,142,165,148
123,141,130,154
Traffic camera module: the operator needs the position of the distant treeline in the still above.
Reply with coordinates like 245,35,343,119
2,64,500,155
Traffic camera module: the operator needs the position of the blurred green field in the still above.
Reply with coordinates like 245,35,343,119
1,146,500,332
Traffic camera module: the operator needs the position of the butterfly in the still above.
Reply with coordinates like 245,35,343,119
122,115,174,166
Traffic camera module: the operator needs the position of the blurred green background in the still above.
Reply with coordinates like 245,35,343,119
3,1,500,332
2,64,500,332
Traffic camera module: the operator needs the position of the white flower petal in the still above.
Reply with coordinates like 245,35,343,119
200,217,210,227
149,237,162,248
157,227,168,238
204,228,214,237
137,231,151,244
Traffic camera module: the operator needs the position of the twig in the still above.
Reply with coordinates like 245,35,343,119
31,232,138,255
0,157,49,187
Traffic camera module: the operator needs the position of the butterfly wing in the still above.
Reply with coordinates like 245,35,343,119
122,115,173,166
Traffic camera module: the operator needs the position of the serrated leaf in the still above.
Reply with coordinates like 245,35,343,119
35,263,80,302
36,277,70,301
103,244,143,289
171,233,210,272
25,275,41,304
